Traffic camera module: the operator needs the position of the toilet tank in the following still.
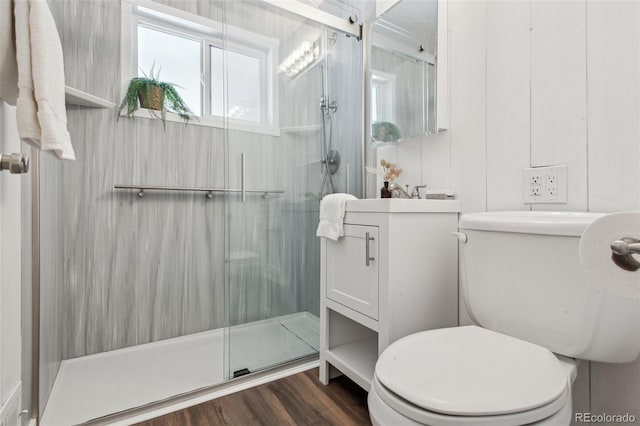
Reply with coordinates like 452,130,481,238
459,211,640,363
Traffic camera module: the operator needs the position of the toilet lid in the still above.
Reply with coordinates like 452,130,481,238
375,326,568,416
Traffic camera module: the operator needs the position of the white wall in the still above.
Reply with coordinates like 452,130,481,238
379,0,640,422
0,103,23,420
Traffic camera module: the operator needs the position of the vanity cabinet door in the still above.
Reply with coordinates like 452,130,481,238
326,224,379,319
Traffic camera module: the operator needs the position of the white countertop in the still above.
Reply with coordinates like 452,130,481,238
345,199,461,213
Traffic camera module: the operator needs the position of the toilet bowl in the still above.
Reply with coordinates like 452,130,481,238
368,326,576,426
368,211,640,426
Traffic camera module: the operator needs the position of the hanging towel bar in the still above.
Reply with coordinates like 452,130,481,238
114,184,284,198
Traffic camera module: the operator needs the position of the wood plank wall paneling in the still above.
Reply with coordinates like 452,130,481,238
134,369,370,426
586,0,640,212
530,0,588,212
486,0,530,211
448,0,487,214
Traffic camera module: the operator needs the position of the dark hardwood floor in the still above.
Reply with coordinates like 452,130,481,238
134,368,371,426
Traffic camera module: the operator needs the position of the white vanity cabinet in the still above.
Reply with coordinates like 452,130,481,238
319,199,460,391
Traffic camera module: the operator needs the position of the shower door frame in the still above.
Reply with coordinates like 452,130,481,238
262,0,361,38
28,2,365,425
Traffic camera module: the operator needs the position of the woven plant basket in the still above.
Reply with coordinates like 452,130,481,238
139,85,164,111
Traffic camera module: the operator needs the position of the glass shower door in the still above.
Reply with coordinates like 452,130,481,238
222,0,363,378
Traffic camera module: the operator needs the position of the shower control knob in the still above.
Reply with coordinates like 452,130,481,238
326,150,341,175
0,153,29,174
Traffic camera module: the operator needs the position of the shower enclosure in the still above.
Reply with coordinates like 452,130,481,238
26,1,363,424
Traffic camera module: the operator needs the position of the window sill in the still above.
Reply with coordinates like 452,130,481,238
122,108,280,137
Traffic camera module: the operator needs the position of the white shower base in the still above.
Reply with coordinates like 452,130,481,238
41,312,319,426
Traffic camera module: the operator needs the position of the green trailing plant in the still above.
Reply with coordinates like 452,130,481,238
118,63,196,128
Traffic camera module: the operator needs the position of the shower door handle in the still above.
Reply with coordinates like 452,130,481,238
241,153,246,202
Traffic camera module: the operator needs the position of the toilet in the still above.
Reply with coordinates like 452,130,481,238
368,211,640,426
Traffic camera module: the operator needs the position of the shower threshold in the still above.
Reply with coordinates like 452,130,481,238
41,312,319,426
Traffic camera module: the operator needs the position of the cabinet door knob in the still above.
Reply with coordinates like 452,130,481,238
365,232,375,266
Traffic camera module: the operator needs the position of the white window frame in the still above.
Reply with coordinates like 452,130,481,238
121,0,280,136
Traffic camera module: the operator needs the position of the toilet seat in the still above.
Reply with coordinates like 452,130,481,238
370,375,570,426
373,326,572,425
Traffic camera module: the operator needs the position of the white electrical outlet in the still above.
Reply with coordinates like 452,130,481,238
528,173,543,197
545,174,558,196
523,165,567,204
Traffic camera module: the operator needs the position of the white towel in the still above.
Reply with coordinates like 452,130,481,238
14,0,39,141
0,0,18,105
9,0,75,160
316,193,357,241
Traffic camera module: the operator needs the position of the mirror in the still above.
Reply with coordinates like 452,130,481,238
369,0,439,145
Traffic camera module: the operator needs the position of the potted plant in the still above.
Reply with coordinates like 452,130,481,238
118,64,196,127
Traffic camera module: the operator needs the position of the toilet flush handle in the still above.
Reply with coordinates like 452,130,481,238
452,232,467,243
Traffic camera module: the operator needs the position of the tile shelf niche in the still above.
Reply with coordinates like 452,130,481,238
64,86,115,109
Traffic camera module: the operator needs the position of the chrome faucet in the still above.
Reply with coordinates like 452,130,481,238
388,182,411,198
388,183,427,199
412,185,427,199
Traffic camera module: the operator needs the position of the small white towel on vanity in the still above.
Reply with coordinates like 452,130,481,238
316,193,357,241
3,0,75,160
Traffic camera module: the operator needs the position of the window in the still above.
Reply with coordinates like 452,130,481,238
121,1,279,135
210,47,262,122
137,25,202,116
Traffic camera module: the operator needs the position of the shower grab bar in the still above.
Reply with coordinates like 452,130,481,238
114,184,284,198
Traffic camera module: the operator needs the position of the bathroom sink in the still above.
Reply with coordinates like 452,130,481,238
345,198,461,213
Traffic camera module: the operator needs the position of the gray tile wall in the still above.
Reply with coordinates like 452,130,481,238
39,0,362,366
38,151,64,416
